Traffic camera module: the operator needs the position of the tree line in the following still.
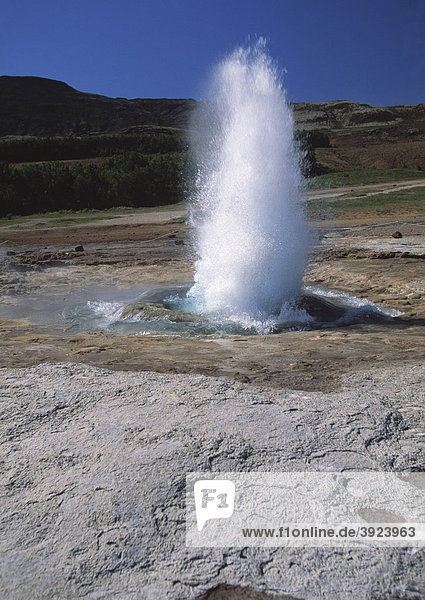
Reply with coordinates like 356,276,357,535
0,130,325,217
0,132,186,163
0,151,190,217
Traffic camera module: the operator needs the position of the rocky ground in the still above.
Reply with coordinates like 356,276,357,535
0,208,424,392
0,199,424,598
1,362,424,600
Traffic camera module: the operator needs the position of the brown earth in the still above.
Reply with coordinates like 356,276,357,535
292,100,425,145
316,141,425,172
0,221,188,246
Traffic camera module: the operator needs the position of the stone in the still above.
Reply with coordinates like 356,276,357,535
119,301,203,323
1,362,424,599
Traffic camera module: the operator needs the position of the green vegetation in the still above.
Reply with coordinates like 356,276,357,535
0,131,192,217
0,150,191,217
0,132,186,163
0,203,185,228
307,186,425,218
308,167,425,190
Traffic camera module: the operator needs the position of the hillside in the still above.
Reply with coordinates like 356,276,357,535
292,100,425,145
1,76,424,217
0,76,196,137
1,76,425,145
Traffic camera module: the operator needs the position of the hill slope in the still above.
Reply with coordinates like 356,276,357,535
293,100,425,146
1,76,425,144
0,76,196,136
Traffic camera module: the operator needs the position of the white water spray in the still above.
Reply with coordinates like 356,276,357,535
187,42,310,329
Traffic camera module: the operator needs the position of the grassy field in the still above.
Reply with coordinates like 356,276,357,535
306,186,425,218
0,203,185,229
308,167,425,190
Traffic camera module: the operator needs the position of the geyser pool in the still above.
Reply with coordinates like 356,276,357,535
72,285,401,337
185,40,310,330
0,279,401,338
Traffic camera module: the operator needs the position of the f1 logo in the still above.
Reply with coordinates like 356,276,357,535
194,480,235,531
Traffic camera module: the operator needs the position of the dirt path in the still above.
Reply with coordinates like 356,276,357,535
308,177,425,200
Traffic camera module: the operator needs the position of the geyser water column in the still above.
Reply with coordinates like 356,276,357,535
188,42,310,328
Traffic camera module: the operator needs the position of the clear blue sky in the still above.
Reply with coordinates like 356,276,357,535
2,0,424,105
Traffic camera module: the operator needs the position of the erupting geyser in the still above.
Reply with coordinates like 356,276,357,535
74,42,397,337
187,41,310,330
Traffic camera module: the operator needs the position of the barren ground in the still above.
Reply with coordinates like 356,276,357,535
0,186,424,393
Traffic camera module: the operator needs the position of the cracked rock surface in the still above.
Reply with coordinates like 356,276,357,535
1,362,424,599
